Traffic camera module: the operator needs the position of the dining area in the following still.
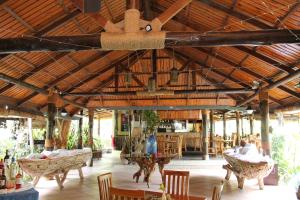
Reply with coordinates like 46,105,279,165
97,170,221,200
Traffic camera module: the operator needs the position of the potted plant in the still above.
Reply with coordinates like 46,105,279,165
142,111,160,155
92,137,103,159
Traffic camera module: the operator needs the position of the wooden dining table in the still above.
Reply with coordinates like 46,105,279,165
124,153,177,187
144,190,207,200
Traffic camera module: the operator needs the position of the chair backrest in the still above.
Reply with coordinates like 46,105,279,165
109,187,145,200
163,170,190,197
98,172,112,200
212,182,224,200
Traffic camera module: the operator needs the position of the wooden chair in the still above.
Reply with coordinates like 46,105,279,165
109,187,145,200
212,181,224,200
163,170,190,197
97,172,112,200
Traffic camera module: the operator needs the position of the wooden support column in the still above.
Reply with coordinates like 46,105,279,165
60,120,71,149
78,110,83,149
223,112,227,140
250,113,254,135
98,118,101,137
45,96,56,151
259,90,271,156
202,110,209,160
236,111,241,146
28,118,34,153
88,108,94,166
209,110,215,148
241,115,244,137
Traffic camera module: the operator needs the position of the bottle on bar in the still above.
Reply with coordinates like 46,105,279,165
15,170,22,189
10,157,16,181
0,168,6,190
4,150,10,166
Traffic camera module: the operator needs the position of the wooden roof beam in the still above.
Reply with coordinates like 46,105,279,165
16,51,110,106
165,49,242,102
198,0,273,29
275,2,300,28
153,5,296,74
238,69,300,106
0,72,85,109
60,51,147,114
197,47,300,99
0,29,299,53
0,53,68,94
68,88,254,97
3,6,36,32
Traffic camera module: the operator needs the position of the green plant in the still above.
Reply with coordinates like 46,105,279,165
272,132,300,183
142,110,160,135
67,128,78,149
93,137,103,150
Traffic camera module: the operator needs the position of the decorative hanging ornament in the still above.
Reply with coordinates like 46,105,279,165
170,67,179,83
148,77,156,92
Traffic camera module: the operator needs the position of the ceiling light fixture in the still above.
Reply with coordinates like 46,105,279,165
245,105,255,114
148,77,156,92
61,108,68,117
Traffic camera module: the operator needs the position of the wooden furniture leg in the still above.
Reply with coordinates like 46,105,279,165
223,164,232,180
258,177,264,190
237,176,245,189
133,160,143,183
78,168,84,179
61,170,69,184
55,174,64,189
32,176,40,187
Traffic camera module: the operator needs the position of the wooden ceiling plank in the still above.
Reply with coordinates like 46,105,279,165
238,69,300,106
198,0,273,29
0,72,85,109
156,0,192,26
197,47,300,99
153,4,296,74
275,3,300,28
3,5,36,32
0,53,68,94
16,51,111,106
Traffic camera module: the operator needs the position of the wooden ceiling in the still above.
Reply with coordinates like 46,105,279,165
0,0,299,116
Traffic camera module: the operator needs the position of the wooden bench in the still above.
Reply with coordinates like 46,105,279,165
223,153,274,190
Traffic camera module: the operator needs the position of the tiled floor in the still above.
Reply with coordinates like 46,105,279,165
38,151,297,200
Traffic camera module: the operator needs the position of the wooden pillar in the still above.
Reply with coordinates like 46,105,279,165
60,120,71,149
209,110,215,148
28,118,34,153
98,118,101,137
236,112,241,146
45,100,56,151
241,115,244,137
202,110,209,160
250,113,254,135
223,112,227,140
88,108,94,166
78,110,83,149
259,90,271,156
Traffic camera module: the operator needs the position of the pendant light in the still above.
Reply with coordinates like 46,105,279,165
170,49,179,83
148,77,156,92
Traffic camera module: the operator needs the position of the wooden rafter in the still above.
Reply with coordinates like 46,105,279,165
153,4,296,74
197,47,300,100
0,53,68,94
275,2,300,28
3,6,36,32
0,72,85,109
16,52,110,106
238,69,300,106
